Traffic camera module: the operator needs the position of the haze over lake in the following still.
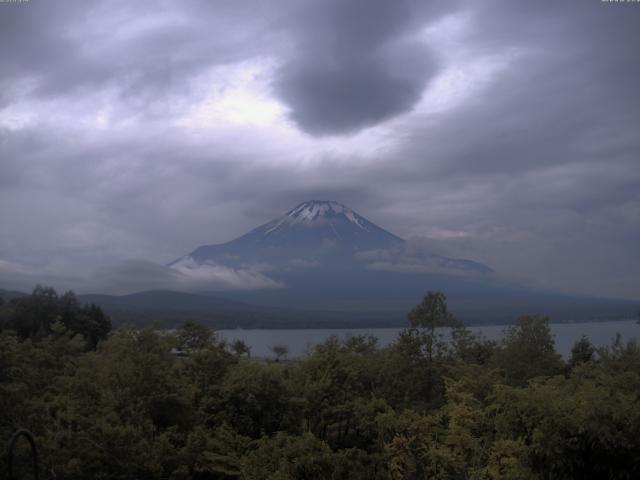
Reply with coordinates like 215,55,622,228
218,320,640,359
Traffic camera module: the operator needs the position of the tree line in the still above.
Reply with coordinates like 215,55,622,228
1,288,639,479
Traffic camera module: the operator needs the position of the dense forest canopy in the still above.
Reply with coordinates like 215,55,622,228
1,287,639,479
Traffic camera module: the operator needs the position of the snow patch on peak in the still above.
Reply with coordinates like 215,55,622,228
282,200,370,231
260,200,382,237
288,200,340,219
343,210,369,231
263,216,289,235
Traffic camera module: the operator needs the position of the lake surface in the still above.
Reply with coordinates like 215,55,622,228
218,320,639,359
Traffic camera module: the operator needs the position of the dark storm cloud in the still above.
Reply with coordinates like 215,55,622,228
274,0,454,135
0,2,73,84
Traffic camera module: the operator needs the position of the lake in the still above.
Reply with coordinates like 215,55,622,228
218,320,640,359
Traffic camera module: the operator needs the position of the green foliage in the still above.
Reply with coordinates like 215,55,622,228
214,361,302,438
0,285,111,348
231,339,251,358
270,344,289,361
408,291,460,331
492,370,640,479
495,315,564,386
569,335,596,368
1,289,639,479
240,433,335,480
176,320,214,351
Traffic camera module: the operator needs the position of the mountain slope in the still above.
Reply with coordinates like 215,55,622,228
165,200,638,325
171,200,491,274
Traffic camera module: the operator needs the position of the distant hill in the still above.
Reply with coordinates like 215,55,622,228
0,288,28,302
78,290,405,329
3,286,637,329
80,289,640,328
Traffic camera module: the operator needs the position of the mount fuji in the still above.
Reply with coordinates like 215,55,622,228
170,200,492,276
164,201,637,324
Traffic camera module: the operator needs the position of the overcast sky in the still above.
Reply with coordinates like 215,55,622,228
1,0,639,298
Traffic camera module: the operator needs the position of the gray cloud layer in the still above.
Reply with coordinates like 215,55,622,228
274,0,447,134
0,0,638,298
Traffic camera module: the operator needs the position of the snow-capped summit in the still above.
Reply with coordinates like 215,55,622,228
283,200,369,230
264,200,379,236
170,200,403,268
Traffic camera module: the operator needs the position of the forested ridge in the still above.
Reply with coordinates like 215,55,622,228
1,288,639,479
